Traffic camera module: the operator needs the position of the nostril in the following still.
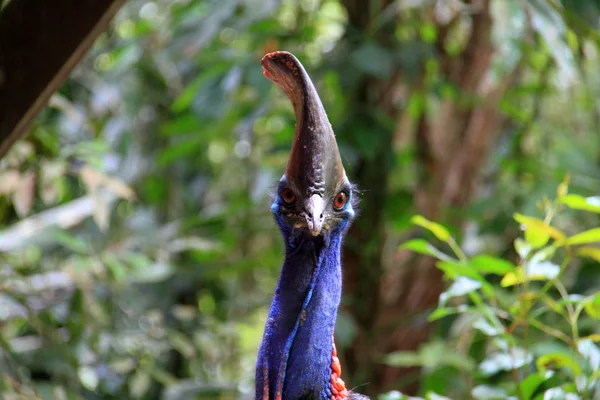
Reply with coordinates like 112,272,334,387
319,213,323,220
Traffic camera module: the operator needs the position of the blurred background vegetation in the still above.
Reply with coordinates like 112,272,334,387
0,0,599,399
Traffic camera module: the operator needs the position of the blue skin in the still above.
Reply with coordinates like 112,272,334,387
256,182,355,400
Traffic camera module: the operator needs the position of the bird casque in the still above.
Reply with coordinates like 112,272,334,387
256,51,368,400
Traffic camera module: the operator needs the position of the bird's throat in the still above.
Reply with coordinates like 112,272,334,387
256,232,347,399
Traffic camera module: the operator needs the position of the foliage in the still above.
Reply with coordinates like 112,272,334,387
391,181,600,399
0,0,599,399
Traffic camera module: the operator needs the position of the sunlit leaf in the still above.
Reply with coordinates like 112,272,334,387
515,238,533,259
399,239,451,261
501,262,560,287
583,334,600,342
426,392,452,400
525,226,550,248
527,0,577,84
559,194,600,213
556,177,569,198
379,391,421,400
536,352,582,377
514,213,566,246
129,370,151,398
439,277,481,305
128,263,174,283
471,385,508,400
479,349,533,375
584,294,600,320
576,247,600,262
411,215,451,242
473,317,503,336
529,245,557,264
577,339,600,371
78,366,99,391
567,228,600,245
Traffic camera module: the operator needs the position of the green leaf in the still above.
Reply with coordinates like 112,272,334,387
129,370,151,398
411,215,451,242
383,351,422,367
518,373,545,400
527,0,577,84
471,255,516,275
559,194,600,213
384,341,474,372
127,262,174,283
526,261,560,280
473,317,503,336
399,239,451,261
78,366,98,391
501,262,560,287
52,230,89,254
439,277,481,305
525,227,550,249
426,393,452,400
529,245,557,264
577,339,600,371
577,247,600,262
351,42,394,78
536,352,582,377
567,227,600,245
436,261,494,298
584,294,600,319
471,385,508,400
437,260,482,281
103,253,128,282
479,349,533,376
515,238,533,259
171,62,230,113
379,392,421,400
428,305,469,322
514,213,566,244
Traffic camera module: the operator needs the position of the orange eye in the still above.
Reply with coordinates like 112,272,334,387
281,188,296,204
333,192,347,210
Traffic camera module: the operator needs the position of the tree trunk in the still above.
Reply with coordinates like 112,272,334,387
339,0,523,395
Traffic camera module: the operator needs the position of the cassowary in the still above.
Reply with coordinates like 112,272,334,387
256,51,368,400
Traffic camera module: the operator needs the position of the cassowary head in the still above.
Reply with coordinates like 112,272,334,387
257,51,367,400
262,51,356,241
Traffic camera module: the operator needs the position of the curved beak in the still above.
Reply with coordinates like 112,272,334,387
261,51,347,199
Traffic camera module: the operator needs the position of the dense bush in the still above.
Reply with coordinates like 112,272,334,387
387,183,600,399
0,0,599,399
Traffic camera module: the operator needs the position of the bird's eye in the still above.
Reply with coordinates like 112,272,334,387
333,192,347,210
281,188,296,204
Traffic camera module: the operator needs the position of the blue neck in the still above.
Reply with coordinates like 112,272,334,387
256,218,346,399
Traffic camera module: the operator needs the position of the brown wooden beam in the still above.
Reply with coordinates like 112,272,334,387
0,0,126,160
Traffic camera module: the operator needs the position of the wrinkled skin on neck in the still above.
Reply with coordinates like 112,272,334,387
256,217,350,399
